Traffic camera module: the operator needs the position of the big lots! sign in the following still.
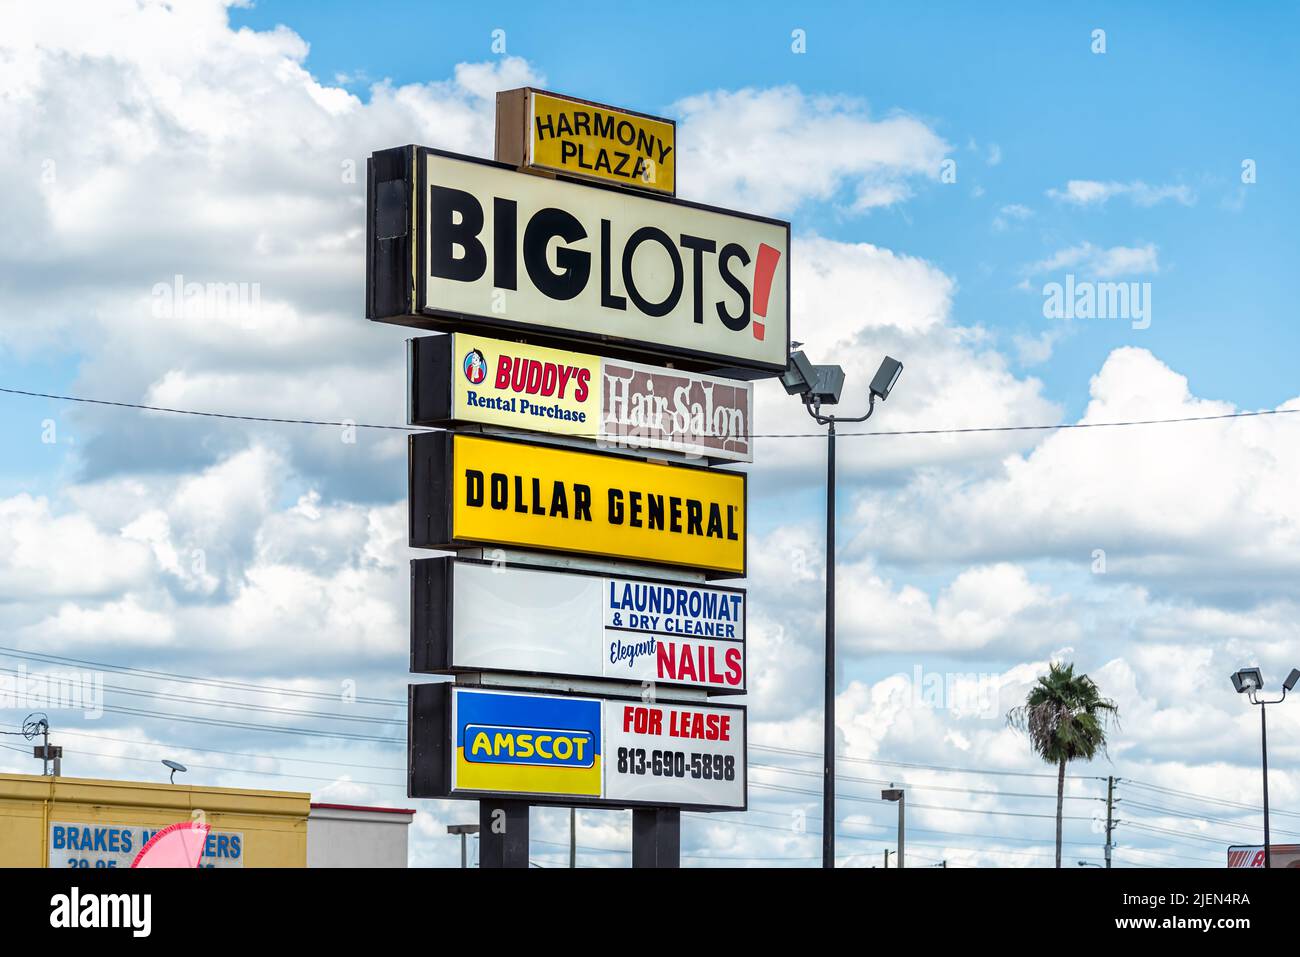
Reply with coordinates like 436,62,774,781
411,557,746,692
369,146,789,377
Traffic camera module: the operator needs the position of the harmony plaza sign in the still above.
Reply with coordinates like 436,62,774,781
367,146,789,377
411,557,746,692
408,332,754,462
408,432,746,576
409,684,746,810
496,88,676,195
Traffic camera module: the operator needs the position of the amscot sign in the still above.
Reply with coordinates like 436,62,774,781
409,684,746,810
408,432,746,576
367,146,789,377
408,332,754,462
411,557,746,692
496,88,676,195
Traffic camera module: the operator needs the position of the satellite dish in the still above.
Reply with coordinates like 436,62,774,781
162,759,188,783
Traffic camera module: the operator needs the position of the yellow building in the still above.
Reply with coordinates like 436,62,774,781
0,772,309,868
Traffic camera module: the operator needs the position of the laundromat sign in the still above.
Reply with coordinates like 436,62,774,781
412,557,746,692
497,88,676,195
367,146,789,376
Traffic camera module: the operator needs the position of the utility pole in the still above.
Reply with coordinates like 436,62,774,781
1105,776,1115,869
1261,703,1271,868
823,418,836,871
569,807,576,868
786,351,902,870
884,848,891,868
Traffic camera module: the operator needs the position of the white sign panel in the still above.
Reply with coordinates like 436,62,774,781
49,821,244,869
603,699,745,808
439,559,745,692
418,149,789,374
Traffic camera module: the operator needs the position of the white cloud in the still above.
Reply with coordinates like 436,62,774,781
847,347,1300,592
1047,179,1195,207
1027,241,1159,278
674,87,950,216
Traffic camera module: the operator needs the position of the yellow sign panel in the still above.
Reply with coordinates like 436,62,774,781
451,332,600,437
447,434,744,575
528,90,676,195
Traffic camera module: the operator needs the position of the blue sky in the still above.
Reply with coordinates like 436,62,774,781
231,0,1300,414
2,0,1298,868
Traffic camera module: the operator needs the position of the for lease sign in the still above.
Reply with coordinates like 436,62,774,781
408,432,746,576
368,146,789,376
411,557,746,692
408,333,754,461
412,685,745,810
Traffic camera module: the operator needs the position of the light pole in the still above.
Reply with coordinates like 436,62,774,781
782,349,903,870
882,788,905,868
1230,667,1299,868
447,823,480,868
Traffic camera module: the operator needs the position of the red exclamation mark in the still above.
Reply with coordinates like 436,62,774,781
751,243,781,341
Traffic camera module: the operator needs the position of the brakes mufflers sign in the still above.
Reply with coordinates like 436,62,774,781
411,557,746,692
368,146,789,376
408,332,754,461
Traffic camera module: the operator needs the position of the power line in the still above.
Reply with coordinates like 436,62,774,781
0,664,400,728
1122,777,1300,821
0,645,402,708
4,384,1297,440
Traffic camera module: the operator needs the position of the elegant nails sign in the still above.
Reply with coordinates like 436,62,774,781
368,146,789,377
412,557,746,693
408,332,754,461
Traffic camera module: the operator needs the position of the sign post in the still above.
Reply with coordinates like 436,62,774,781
375,86,788,868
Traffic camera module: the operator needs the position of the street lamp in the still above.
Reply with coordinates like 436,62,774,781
882,787,905,869
784,347,903,870
1077,860,1104,868
1230,666,1299,868
447,823,480,868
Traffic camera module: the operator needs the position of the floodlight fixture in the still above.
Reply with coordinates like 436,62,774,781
869,356,904,401
1231,668,1264,694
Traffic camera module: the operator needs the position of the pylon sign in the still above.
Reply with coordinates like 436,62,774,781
373,88,779,824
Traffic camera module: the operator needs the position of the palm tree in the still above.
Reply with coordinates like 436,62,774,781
1007,662,1118,868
